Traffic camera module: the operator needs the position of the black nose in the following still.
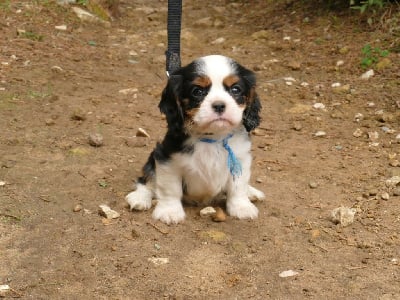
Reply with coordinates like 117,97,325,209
212,101,226,114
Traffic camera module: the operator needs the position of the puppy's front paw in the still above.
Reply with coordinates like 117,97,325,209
248,185,266,202
152,201,185,224
125,184,152,211
227,199,259,219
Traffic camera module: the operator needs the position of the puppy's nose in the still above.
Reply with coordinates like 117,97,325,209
212,101,226,114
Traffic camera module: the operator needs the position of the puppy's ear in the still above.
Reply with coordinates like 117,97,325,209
158,75,184,132
242,71,262,132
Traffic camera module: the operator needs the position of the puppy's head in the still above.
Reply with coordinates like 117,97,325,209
159,55,261,136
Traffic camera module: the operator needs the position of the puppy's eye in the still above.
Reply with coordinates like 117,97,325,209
191,87,207,97
230,85,242,95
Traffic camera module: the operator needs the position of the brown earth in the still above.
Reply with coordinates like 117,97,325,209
1,0,400,299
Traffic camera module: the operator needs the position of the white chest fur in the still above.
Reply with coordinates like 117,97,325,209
173,131,251,203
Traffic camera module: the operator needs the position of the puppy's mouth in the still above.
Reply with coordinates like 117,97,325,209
209,117,233,127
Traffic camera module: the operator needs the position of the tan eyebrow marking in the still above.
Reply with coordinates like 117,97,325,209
192,76,211,87
223,75,240,87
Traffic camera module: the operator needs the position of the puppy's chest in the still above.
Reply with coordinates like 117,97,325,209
178,142,231,199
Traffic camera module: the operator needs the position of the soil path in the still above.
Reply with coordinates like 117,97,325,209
0,1,399,299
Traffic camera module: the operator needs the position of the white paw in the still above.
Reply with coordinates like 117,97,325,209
227,199,259,219
248,185,265,202
152,201,185,224
125,184,153,211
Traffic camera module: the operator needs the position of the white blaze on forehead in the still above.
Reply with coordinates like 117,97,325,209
198,55,235,85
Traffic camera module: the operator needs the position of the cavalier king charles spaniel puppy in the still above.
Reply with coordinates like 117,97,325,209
126,55,265,224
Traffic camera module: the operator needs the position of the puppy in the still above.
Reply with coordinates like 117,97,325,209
126,55,265,224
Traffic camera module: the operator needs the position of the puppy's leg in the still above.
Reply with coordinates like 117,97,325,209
248,185,265,202
152,161,185,224
226,163,258,219
126,183,153,210
126,153,155,211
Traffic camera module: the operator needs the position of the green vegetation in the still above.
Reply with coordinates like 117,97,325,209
350,0,386,13
360,44,390,68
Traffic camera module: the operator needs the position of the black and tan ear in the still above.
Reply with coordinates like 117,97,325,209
158,74,184,133
242,71,262,132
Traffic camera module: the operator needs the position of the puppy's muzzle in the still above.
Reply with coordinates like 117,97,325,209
212,101,226,115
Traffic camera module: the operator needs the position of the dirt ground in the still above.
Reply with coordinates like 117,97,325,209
1,0,400,299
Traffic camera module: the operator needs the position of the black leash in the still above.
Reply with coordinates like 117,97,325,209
166,0,182,77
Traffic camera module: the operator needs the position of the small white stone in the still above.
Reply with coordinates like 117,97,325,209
211,37,225,45
313,103,325,109
381,192,390,200
314,131,326,137
0,181,6,186
200,206,216,217
283,77,296,82
136,127,150,138
51,65,63,73
283,36,291,41
129,50,138,56
285,81,293,86
98,205,120,219
336,60,344,66
331,82,341,88
279,270,299,278
331,206,356,227
55,25,67,31
367,102,375,107
119,87,138,95
0,285,10,291
386,176,400,187
148,257,169,265
361,69,374,80
353,128,363,138
354,113,364,122
368,131,379,141
300,82,309,87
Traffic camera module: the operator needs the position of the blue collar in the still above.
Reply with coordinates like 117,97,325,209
199,134,242,179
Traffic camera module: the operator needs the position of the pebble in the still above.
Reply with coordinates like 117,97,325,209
368,131,379,141
211,37,225,45
330,206,356,227
353,128,363,138
336,60,344,67
51,65,63,73
0,181,6,186
332,84,351,94
118,87,138,95
376,58,391,71
292,123,302,131
200,206,216,217
279,270,299,278
314,131,326,137
212,207,227,222
313,103,325,110
386,176,400,187
88,133,104,147
361,69,374,80
354,113,364,122
381,192,390,201
309,181,318,189
148,257,169,265
98,205,120,219
73,204,83,212
71,109,86,121
136,128,150,138
393,187,400,196
251,29,271,40
45,118,55,126
55,25,67,31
